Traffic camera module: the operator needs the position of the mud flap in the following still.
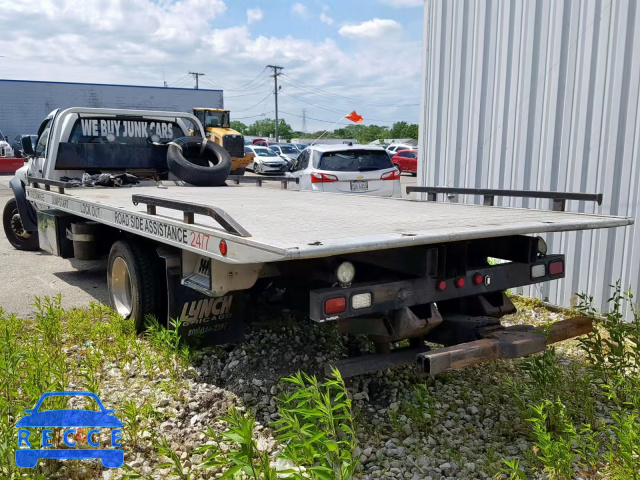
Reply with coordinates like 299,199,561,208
10,177,37,231
158,248,245,347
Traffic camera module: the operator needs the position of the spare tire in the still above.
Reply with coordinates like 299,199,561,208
167,137,232,186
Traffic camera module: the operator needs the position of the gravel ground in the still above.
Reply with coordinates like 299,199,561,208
33,300,591,480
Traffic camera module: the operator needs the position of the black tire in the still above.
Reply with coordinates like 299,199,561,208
167,137,232,186
2,198,39,251
254,162,261,174
107,240,163,331
394,163,402,174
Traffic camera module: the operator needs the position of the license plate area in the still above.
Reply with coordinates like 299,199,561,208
350,180,368,191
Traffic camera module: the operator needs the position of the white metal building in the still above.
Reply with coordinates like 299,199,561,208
0,79,223,143
419,0,640,311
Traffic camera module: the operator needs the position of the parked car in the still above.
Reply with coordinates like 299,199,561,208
0,130,13,158
252,138,267,145
12,135,37,158
253,140,280,147
245,146,288,174
386,143,415,157
289,144,401,198
391,149,418,176
292,143,309,152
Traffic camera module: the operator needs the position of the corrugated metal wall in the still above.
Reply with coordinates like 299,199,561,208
0,80,223,142
419,0,640,311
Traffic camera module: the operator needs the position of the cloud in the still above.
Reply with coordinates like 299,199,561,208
380,0,423,7
246,7,262,24
338,18,402,40
0,1,421,132
291,3,308,19
319,12,333,25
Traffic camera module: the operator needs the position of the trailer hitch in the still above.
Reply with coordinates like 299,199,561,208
416,316,592,375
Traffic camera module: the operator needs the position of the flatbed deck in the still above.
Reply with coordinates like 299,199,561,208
26,184,633,263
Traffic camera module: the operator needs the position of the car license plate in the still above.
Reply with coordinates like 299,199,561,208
350,180,368,191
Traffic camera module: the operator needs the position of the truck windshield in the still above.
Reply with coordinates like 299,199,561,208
203,111,230,129
318,150,393,172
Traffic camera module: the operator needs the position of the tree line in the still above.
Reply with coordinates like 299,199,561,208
230,119,418,144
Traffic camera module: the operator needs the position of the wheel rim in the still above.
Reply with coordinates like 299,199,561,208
10,209,30,239
111,257,133,317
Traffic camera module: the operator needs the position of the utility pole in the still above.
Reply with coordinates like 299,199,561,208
301,108,307,134
189,72,205,89
267,65,283,141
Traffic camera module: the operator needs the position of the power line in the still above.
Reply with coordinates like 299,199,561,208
280,74,420,107
234,111,274,120
225,90,272,98
168,73,191,87
233,92,273,112
189,72,205,89
267,65,284,141
280,90,345,115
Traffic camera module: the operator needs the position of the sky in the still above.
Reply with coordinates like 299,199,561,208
0,0,424,133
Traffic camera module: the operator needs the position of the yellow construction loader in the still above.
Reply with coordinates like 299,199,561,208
192,108,253,175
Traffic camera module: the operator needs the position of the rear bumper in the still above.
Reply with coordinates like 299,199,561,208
309,255,565,322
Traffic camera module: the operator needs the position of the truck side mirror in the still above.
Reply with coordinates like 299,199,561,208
21,137,34,156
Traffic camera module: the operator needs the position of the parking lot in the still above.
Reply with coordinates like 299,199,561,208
0,172,418,317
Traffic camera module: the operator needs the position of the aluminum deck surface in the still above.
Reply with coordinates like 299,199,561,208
60,184,633,260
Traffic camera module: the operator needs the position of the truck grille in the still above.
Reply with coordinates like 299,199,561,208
222,135,245,158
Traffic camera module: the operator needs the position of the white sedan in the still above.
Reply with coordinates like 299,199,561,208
245,146,288,174
289,144,401,198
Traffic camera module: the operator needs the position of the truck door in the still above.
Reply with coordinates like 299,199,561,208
29,112,57,179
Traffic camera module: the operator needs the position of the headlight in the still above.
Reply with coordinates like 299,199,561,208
336,261,355,286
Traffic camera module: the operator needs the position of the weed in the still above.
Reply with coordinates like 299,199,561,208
155,435,192,480
500,458,528,480
199,367,358,480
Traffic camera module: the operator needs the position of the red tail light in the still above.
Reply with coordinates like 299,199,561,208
311,172,338,183
436,280,447,291
549,260,564,275
324,297,346,314
381,169,400,180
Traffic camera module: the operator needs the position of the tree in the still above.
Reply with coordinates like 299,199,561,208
245,118,294,140
230,121,247,134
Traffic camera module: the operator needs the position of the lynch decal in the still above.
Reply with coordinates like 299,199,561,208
80,119,173,139
180,295,233,326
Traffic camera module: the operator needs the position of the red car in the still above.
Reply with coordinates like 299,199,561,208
391,149,418,176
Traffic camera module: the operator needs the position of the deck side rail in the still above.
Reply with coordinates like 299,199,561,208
227,175,299,190
406,186,603,211
131,194,251,237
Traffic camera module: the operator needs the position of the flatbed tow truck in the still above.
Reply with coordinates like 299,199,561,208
3,107,633,377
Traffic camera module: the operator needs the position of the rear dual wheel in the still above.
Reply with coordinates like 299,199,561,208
107,240,165,331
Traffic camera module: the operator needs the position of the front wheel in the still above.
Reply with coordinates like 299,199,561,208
254,163,261,174
107,240,163,331
2,198,39,251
